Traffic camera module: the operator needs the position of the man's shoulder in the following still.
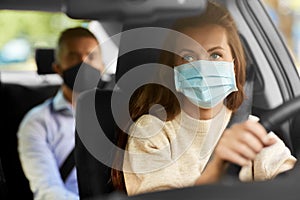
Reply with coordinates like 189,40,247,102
17,98,54,135
23,98,53,121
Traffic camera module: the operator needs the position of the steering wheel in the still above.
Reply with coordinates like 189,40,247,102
226,95,300,180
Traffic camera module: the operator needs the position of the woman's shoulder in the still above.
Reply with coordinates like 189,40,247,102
135,114,165,126
129,114,168,139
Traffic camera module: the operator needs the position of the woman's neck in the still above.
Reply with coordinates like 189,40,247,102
182,97,224,120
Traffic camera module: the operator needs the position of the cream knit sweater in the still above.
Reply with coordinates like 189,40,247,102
123,106,296,196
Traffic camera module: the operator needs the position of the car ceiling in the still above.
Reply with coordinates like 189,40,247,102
0,0,63,11
1,0,207,24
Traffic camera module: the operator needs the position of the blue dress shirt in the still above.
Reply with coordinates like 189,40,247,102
17,89,79,200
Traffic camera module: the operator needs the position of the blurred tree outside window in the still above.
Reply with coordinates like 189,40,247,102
0,11,88,71
263,0,300,73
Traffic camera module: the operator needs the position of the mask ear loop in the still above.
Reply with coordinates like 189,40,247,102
230,58,236,75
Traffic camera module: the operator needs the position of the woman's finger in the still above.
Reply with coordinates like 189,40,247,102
215,145,251,166
234,120,276,147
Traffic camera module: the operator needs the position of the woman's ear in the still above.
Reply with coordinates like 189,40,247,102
52,62,63,75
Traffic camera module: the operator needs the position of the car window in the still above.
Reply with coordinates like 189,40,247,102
0,10,87,72
262,0,300,74
0,10,119,86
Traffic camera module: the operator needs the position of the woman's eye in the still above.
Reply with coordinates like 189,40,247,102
210,53,221,60
183,55,195,62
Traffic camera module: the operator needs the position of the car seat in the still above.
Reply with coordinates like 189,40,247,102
0,157,8,200
0,48,59,200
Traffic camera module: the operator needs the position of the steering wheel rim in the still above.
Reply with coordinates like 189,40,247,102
259,96,300,133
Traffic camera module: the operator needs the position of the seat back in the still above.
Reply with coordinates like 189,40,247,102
75,89,116,198
0,48,59,199
0,157,8,200
0,83,59,200
75,48,164,198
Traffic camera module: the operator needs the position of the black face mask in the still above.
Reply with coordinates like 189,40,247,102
62,62,101,93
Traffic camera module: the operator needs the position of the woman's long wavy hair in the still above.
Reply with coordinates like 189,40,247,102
111,0,246,193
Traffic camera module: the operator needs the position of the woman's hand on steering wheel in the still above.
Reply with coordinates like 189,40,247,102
214,120,276,167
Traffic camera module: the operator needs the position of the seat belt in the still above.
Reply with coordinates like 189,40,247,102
49,97,76,182
227,65,255,128
59,148,75,182
225,64,255,177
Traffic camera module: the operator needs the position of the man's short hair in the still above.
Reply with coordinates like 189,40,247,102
55,27,98,63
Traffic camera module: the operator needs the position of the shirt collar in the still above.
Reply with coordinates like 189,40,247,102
52,89,73,114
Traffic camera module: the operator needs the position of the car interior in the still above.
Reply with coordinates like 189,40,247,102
1,0,300,200
0,47,59,199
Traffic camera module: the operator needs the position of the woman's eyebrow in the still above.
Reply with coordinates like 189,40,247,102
207,46,225,52
178,49,196,54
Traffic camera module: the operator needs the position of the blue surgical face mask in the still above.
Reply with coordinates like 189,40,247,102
174,59,238,109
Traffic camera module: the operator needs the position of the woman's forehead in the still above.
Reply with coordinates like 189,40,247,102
175,24,229,51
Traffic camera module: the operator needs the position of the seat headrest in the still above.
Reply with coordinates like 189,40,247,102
115,48,162,84
114,19,175,86
35,48,55,75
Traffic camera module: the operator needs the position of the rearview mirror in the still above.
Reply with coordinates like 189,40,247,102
66,0,207,24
